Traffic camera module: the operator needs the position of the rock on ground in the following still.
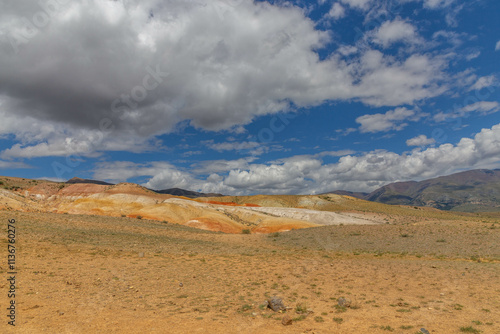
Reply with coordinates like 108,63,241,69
267,297,286,312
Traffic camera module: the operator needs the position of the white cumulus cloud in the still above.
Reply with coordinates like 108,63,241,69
327,3,346,19
423,0,455,9
356,107,423,133
469,75,497,91
406,135,436,147
0,0,452,159
373,19,420,48
340,0,372,10
433,101,500,122
461,101,500,115
93,123,500,194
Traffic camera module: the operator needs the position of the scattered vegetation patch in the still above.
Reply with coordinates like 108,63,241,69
459,326,481,333
380,325,394,331
334,305,347,313
295,303,308,314
292,315,307,322
239,304,253,312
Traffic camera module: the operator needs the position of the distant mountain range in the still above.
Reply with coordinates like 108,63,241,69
153,188,223,198
329,169,500,212
66,177,222,198
66,177,114,186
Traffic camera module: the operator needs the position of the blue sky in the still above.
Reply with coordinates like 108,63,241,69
0,0,499,195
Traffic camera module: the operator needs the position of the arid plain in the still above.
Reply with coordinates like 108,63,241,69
1,176,499,333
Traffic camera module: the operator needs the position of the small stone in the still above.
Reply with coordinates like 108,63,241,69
179,282,183,287
282,315,293,326
337,297,351,308
267,297,286,312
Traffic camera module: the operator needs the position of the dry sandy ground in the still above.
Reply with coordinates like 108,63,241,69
1,211,499,334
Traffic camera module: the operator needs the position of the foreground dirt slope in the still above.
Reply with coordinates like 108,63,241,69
1,211,499,333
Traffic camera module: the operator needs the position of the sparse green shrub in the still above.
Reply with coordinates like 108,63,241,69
334,305,347,313
459,326,481,333
242,229,251,234
295,303,308,314
136,215,142,220
239,304,252,312
333,317,343,324
380,325,394,331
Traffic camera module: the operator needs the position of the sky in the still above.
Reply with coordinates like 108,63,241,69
0,0,499,195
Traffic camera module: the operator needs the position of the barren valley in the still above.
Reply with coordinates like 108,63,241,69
1,176,499,333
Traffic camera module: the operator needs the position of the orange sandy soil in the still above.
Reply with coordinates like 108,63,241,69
1,211,499,334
